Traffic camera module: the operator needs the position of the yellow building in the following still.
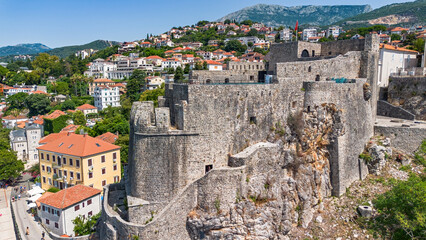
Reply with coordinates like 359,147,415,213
37,133,121,191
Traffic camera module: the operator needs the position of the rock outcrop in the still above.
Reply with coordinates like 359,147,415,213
186,104,343,239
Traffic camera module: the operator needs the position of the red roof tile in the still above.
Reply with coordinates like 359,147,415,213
37,133,120,157
44,110,66,120
37,185,101,209
76,104,97,110
95,132,119,144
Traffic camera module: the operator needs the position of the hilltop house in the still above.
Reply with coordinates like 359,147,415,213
37,185,101,237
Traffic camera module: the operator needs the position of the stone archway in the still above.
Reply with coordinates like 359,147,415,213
301,49,310,57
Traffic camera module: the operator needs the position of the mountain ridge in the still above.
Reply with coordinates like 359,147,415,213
0,43,51,57
217,4,373,27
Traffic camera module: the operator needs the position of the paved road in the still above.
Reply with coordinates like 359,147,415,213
0,187,15,240
11,173,52,240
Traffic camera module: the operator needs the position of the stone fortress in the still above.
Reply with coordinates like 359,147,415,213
99,35,424,239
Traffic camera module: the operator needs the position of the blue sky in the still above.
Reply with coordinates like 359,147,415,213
0,0,411,48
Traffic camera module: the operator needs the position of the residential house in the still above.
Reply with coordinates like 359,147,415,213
10,122,43,167
302,28,318,41
280,28,292,41
2,115,28,128
94,85,121,111
88,78,116,96
145,76,165,90
37,185,102,237
377,44,419,87
146,56,164,66
208,40,220,46
161,58,182,70
76,104,98,116
140,42,152,48
379,34,391,43
95,132,119,144
308,37,322,43
37,133,121,191
54,95,67,103
327,26,342,38
44,110,66,121
205,60,223,71
390,27,409,35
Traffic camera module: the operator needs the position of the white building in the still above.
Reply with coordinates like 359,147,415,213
145,76,165,90
302,28,318,41
280,28,292,41
2,115,28,129
9,122,43,167
94,85,121,111
37,185,102,237
326,26,342,39
377,44,419,87
162,58,182,70
205,60,223,71
76,104,98,116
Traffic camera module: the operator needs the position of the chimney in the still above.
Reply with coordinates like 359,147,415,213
79,129,85,135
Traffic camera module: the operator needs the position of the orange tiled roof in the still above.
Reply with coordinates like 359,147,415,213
2,115,27,120
95,132,119,144
37,185,101,209
31,90,49,95
39,132,69,145
391,27,409,32
33,118,44,125
93,78,114,83
205,60,222,65
61,124,81,133
36,192,54,208
17,121,27,129
76,104,96,110
380,43,419,53
37,133,120,157
146,55,163,60
44,110,66,120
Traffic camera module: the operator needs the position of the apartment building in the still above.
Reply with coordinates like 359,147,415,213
37,133,121,191
93,85,121,111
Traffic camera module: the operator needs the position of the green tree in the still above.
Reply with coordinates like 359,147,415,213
91,114,129,136
0,65,9,79
73,111,86,125
0,150,24,181
370,174,426,239
61,100,75,111
174,66,185,83
247,28,258,36
25,94,51,117
224,40,247,54
32,53,60,79
139,83,165,107
6,92,28,110
413,38,425,53
53,82,70,95
247,42,254,48
6,62,19,72
184,64,190,74
391,34,402,41
73,213,101,236
126,69,146,102
116,134,129,164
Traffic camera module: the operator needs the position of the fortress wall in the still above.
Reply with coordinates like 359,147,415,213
101,143,282,240
374,126,426,154
190,70,261,83
276,51,362,81
303,81,373,196
320,39,365,57
101,166,246,240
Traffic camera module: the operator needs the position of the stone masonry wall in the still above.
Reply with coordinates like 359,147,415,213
303,81,373,196
374,125,426,154
275,52,362,81
388,76,426,120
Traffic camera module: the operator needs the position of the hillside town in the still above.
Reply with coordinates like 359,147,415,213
0,9,425,240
